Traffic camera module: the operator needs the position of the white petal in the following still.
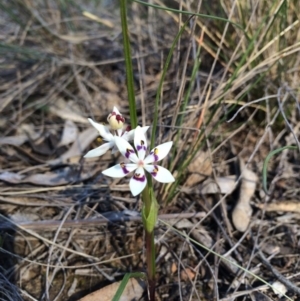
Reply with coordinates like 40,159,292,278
111,145,119,154
116,128,124,137
129,167,147,196
141,126,150,134
114,136,139,163
144,165,175,183
134,126,147,160
121,131,130,141
126,126,149,141
84,142,112,158
112,106,121,115
144,141,173,164
102,163,137,178
88,118,113,141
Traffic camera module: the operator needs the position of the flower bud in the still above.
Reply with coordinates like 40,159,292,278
107,106,125,130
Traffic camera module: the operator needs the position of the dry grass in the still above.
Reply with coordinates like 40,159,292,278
1,0,300,300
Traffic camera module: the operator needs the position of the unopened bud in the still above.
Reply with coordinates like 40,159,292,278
107,106,125,130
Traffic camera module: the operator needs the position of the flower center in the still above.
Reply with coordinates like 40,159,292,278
137,160,144,167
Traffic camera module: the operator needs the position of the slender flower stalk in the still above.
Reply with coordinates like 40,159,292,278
119,2,157,298
84,106,174,301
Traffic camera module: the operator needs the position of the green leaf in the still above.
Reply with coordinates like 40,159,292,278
120,0,137,128
112,272,146,301
133,0,243,31
142,192,159,233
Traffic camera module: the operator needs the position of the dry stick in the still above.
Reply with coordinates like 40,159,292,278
44,204,75,301
2,212,206,230
193,80,209,141
258,250,300,296
277,86,300,150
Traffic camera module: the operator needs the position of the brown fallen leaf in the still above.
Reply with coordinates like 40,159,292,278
169,218,213,248
58,120,79,147
77,278,145,301
82,11,114,28
186,151,212,186
256,201,300,213
49,127,98,165
201,176,237,194
221,254,239,274
0,171,24,184
0,135,28,146
171,262,177,274
0,165,102,186
18,123,42,140
272,281,287,297
49,98,89,124
232,162,257,232
180,268,196,281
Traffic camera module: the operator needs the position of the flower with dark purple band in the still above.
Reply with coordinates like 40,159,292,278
84,109,149,158
102,126,175,196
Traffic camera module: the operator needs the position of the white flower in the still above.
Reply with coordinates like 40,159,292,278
102,126,175,196
84,118,149,158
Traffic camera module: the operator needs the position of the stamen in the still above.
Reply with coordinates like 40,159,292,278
150,147,159,162
151,165,159,177
115,114,125,123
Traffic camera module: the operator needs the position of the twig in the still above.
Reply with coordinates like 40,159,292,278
0,212,206,230
258,250,300,296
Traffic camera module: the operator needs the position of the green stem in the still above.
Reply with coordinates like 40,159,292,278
145,230,156,301
120,0,137,128
120,2,156,299
142,186,156,301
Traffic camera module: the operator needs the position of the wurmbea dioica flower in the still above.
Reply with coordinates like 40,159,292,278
107,106,125,130
84,107,149,158
102,126,175,196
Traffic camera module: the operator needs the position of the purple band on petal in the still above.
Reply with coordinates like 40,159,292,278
151,165,159,177
137,145,146,151
150,148,159,162
137,140,146,152
125,148,135,158
120,162,130,174
133,173,146,182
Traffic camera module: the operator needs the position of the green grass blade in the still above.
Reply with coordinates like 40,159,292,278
112,272,145,301
0,2,26,26
133,0,243,32
150,16,192,149
171,42,202,160
0,42,47,60
120,0,138,128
